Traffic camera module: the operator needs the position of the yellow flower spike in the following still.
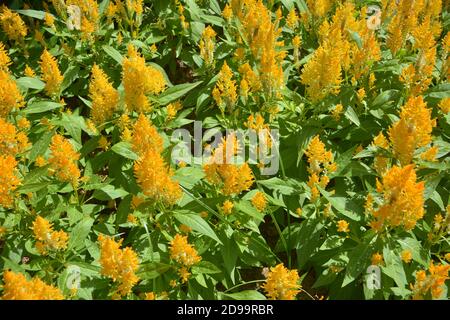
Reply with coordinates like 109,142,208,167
262,263,301,300
213,61,237,113
169,234,201,267
221,200,234,215
401,250,412,264
0,69,25,117
251,191,267,212
48,134,80,185
222,4,232,21
0,7,27,41
89,64,119,125
0,42,11,70
411,262,450,300
337,220,349,233
370,165,425,232
0,155,20,208
32,216,68,255
98,235,140,297
199,26,216,66
0,118,30,156
2,271,64,300
371,252,383,266
39,49,64,97
122,44,166,113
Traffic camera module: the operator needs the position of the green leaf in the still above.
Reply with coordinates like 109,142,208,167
345,106,360,126
16,77,45,90
102,45,123,64
158,81,203,105
317,185,361,221
16,182,51,194
68,217,94,251
221,290,266,300
16,9,46,19
24,101,62,114
138,262,171,279
28,131,54,162
191,261,222,275
92,185,129,200
111,142,139,160
173,212,222,244
343,242,373,287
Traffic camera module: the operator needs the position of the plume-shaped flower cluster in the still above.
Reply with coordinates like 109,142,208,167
40,49,64,97
98,235,140,298
89,64,119,125
0,118,29,156
2,270,64,300
32,216,69,255
122,44,166,113
0,155,20,208
0,7,27,41
169,234,201,283
261,263,300,300
48,134,80,185
411,262,450,300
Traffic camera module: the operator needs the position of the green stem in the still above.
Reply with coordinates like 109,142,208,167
223,279,266,293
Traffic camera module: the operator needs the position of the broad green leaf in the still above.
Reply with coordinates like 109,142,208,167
68,217,94,251
92,185,129,200
111,142,139,160
191,261,222,275
138,262,171,279
221,290,266,300
345,106,360,126
102,45,123,64
16,77,45,90
173,212,222,244
24,101,62,114
158,81,203,105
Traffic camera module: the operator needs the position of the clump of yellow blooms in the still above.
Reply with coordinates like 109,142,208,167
221,200,234,215
0,117,30,156
0,42,11,70
251,191,267,212
166,101,182,121
388,96,436,166
0,68,25,117
0,155,20,208
32,216,69,255
122,44,166,113
331,104,343,121
371,252,384,266
411,262,450,300
261,263,300,300
107,0,144,33
203,133,254,196
0,6,27,41
98,235,140,298
438,98,450,114
212,61,238,113
337,220,349,233
130,114,163,156
66,0,100,39
199,26,216,67
369,165,425,232
132,114,181,205
169,234,201,283
372,132,390,175
48,134,81,185
39,49,64,97
304,135,336,202
401,250,413,264
2,270,64,300
88,64,119,125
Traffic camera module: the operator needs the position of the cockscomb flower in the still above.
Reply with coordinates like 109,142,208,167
262,263,300,300
199,26,216,66
221,200,234,215
48,134,80,185
89,64,119,125
222,3,232,20
438,98,450,114
300,43,342,102
169,234,201,267
203,134,254,196
134,148,182,206
0,7,27,41
252,191,267,212
66,0,100,39
39,49,64,97
371,252,384,266
0,42,11,70
131,113,163,156
2,270,64,300
98,235,140,297
0,69,25,117
0,117,30,156
32,216,68,255
372,132,390,175
401,250,412,264
411,262,450,300
212,61,237,113
0,155,20,208
388,96,436,166
337,220,349,233
122,44,166,113
305,135,336,201
370,165,425,232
